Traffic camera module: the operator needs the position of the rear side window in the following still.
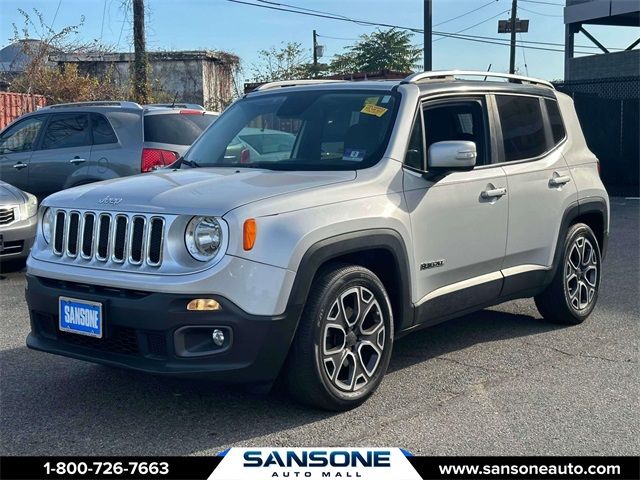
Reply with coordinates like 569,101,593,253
545,99,566,145
91,114,118,145
144,114,215,145
41,113,91,150
496,95,546,162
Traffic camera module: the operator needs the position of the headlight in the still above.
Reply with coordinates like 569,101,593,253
18,192,38,220
42,207,54,244
185,216,222,261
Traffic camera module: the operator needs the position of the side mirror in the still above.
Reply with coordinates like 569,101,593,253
427,140,477,171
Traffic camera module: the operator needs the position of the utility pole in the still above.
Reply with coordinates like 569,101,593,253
132,0,149,103
424,0,432,71
312,29,318,77
509,0,518,74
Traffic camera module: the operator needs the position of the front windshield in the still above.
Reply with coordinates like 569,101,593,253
183,90,399,170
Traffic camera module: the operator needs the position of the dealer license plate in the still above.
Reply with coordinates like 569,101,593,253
58,296,103,338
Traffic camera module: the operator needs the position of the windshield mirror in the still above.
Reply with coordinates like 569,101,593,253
183,90,398,170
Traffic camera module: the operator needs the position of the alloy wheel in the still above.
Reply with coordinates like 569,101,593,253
565,236,599,311
321,286,386,392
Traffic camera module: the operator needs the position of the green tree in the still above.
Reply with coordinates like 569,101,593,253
250,42,321,82
329,28,421,75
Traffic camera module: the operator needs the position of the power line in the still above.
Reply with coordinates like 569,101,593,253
519,6,563,17
225,0,617,54
317,34,359,41
51,0,62,28
434,0,500,27
226,0,422,32
434,8,511,42
99,0,108,42
520,0,563,6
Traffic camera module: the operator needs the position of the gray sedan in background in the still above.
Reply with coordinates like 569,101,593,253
0,180,37,263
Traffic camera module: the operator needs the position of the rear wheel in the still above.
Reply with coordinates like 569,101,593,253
535,223,601,325
286,265,394,411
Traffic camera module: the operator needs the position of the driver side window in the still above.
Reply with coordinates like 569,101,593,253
0,116,45,155
422,99,489,166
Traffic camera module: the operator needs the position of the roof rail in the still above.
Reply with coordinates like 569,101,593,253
42,101,143,110
255,79,347,91
145,103,205,111
401,70,555,89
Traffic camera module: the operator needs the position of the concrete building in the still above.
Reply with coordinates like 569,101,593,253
49,50,240,111
564,0,639,80
560,0,639,195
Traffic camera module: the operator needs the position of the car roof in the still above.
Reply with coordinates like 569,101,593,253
246,76,557,100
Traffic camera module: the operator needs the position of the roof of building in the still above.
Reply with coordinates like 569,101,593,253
49,50,240,65
565,0,640,26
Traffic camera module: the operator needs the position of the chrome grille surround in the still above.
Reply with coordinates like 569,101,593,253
0,207,17,226
51,209,166,269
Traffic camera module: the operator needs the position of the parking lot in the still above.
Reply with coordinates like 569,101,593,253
0,199,637,456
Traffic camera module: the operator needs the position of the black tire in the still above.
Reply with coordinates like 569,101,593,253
286,264,394,411
535,223,602,325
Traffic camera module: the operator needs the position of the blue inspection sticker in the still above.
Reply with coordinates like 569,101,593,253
343,149,366,161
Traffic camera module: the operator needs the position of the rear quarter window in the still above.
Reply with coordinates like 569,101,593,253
545,99,567,145
143,113,215,145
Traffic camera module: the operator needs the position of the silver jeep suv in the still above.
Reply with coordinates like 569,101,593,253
25,71,609,410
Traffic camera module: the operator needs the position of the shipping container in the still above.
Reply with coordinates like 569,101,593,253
0,92,47,130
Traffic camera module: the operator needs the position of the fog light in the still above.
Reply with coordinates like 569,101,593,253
187,299,221,311
212,329,225,347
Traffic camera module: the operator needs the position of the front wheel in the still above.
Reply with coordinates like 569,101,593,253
535,223,602,325
286,265,394,411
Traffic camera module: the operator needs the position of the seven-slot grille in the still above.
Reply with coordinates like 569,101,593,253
52,210,165,267
0,207,16,225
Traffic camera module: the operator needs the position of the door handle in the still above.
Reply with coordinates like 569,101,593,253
481,187,507,199
549,175,571,187
12,162,28,170
69,157,86,165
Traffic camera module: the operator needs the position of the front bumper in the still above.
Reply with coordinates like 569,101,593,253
25,274,301,382
0,215,37,260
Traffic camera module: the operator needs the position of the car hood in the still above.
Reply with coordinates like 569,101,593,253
42,168,357,215
0,181,26,206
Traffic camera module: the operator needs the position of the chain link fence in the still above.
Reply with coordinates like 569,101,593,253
554,76,639,196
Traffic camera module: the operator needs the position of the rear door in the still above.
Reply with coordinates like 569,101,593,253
28,112,92,198
0,115,46,191
495,94,578,291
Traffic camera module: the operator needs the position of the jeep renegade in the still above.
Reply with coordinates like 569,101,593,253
25,71,609,411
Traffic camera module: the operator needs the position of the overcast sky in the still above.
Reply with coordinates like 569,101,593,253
1,0,638,81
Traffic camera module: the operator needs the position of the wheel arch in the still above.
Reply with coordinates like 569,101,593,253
549,197,608,282
286,229,413,333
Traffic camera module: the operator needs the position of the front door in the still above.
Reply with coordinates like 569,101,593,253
403,96,508,324
28,112,92,198
0,115,47,191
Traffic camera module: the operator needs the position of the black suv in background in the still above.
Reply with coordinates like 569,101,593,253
0,101,217,199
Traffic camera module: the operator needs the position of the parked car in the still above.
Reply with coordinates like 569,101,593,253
0,101,217,199
25,72,609,411
222,128,296,164
0,180,37,263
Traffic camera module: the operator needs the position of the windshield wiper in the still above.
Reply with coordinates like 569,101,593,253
171,157,201,169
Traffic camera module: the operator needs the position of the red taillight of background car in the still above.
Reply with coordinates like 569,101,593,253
141,148,178,172
179,109,203,115
240,148,251,164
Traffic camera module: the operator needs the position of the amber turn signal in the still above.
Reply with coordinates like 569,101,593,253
243,218,257,250
187,299,222,311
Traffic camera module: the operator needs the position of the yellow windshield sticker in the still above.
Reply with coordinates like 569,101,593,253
364,96,379,105
361,104,388,117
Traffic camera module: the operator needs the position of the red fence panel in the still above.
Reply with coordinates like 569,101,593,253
0,92,47,130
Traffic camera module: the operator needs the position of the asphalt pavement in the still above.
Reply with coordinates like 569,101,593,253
1,200,638,456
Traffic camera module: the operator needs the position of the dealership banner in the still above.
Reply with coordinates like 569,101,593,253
1,451,639,479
